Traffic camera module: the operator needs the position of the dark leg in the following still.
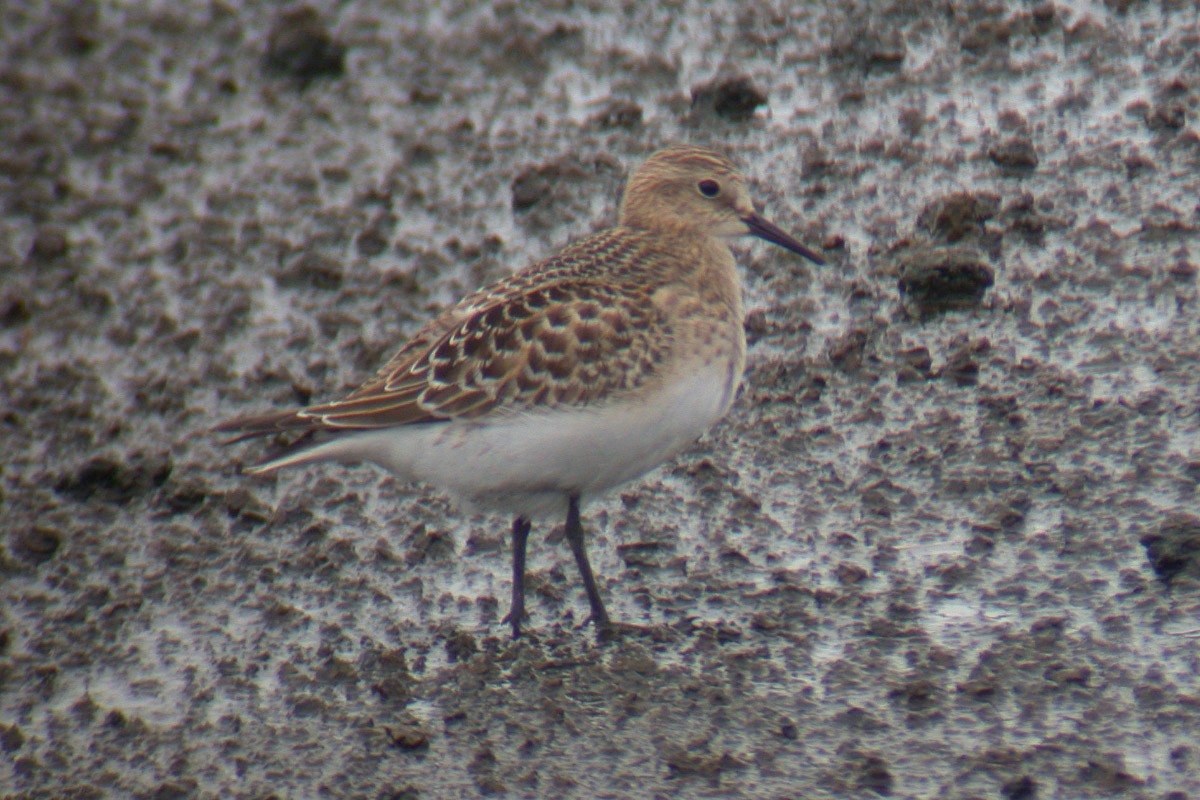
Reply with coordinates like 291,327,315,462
502,516,531,639
564,495,610,630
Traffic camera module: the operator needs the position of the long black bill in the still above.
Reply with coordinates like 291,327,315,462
743,213,825,265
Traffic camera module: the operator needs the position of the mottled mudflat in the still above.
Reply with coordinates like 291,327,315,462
2,2,1198,798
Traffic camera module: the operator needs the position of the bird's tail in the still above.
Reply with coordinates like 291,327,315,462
213,409,331,474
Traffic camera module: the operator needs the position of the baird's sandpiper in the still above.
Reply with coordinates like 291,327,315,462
217,144,824,638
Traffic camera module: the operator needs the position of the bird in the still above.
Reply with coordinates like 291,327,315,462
216,144,825,638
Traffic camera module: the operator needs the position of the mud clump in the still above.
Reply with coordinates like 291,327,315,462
1140,514,1200,583
690,75,768,122
28,227,70,261
509,155,602,230
52,453,172,505
918,192,1001,242
8,526,62,565
989,137,1039,171
265,6,346,83
275,252,345,291
897,247,994,316
588,99,644,130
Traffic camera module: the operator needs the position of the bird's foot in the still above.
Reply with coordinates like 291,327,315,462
501,607,528,640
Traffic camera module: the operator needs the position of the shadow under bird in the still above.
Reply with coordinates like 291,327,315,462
216,144,825,638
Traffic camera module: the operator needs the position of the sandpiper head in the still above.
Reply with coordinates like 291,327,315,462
619,145,825,265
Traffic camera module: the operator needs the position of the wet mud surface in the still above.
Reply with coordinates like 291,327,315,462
3,2,1199,798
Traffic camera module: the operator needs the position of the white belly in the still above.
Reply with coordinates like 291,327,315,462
336,355,740,518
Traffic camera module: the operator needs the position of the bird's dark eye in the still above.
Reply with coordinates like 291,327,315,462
698,179,720,198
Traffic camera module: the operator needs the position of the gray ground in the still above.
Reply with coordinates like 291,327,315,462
2,1,1199,798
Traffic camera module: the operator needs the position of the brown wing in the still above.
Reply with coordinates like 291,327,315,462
344,226,663,399
216,228,675,440
296,277,671,429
